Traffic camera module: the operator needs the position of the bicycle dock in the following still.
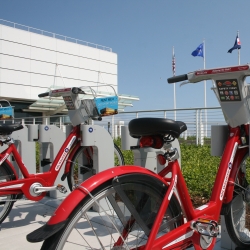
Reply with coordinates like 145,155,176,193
0,123,242,249
1,79,250,249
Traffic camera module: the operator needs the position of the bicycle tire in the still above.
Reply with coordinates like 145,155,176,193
225,152,250,247
67,143,125,191
41,173,183,249
0,162,18,223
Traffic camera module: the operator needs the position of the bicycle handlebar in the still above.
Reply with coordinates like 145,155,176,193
167,74,188,83
38,92,50,97
168,65,250,85
38,87,86,98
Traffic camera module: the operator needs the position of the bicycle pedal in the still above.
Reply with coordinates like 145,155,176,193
56,184,67,194
190,218,219,237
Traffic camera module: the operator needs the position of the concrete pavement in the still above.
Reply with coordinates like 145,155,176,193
0,197,227,250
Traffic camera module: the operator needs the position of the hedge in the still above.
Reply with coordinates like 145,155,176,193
114,138,250,199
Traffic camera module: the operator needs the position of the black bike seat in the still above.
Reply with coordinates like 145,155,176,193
0,123,24,135
128,118,187,138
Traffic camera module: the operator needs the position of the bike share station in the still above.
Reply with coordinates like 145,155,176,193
0,79,247,249
0,86,119,201
0,100,36,176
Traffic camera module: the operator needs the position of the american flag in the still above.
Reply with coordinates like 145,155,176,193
172,47,176,76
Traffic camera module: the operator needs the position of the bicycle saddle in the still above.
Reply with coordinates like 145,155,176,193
128,118,187,138
0,123,24,135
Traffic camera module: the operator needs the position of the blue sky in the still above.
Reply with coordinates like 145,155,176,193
0,1,249,111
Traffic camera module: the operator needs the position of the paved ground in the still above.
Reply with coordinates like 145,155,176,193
0,197,232,250
0,197,62,250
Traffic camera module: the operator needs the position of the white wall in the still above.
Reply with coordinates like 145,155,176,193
0,24,117,101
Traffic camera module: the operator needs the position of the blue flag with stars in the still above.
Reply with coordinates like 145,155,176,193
191,43,204,57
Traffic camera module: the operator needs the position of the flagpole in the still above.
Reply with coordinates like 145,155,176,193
172,46,176,120
203,39,207,138
238,30,240,65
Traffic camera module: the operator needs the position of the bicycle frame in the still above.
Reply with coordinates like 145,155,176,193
145,125,248,249
0,125,81,201
26,64,250,249
40,124,248,250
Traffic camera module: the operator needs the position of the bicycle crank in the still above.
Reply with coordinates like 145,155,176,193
30,183,67,196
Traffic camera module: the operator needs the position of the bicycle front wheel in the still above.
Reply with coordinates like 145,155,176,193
225,152,250,247
67,144,125,191
0,162,18,223
42,173,183,250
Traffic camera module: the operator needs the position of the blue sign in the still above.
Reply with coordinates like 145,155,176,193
95,96,118,116
0,106,13,120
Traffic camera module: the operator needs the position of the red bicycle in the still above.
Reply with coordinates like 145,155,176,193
27,64,250,249
0,86,124,224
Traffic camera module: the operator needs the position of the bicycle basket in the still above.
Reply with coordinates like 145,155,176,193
0,100,14,120
94,95,118,116
50,86,119,126
81,99,99,118
80,85,118,118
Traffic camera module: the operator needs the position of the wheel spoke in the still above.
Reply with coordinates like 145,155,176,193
41,174,183,249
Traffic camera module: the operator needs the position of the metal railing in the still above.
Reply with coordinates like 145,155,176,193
0,19,112,52
5,106,226,145
115,107,225,145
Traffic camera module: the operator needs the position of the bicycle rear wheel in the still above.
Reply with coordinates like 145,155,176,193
67,144,125,191
41,173,183,250
0,162,18,223
225,153,250,247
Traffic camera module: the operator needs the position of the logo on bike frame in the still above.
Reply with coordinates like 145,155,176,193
220,142,238,200
55,136,76,171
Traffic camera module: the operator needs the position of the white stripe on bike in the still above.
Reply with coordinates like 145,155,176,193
0,153,10,165
168,174,177,200
0,183,24,189
163,230,194,248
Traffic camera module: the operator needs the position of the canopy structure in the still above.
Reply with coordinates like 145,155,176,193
24,90,139,115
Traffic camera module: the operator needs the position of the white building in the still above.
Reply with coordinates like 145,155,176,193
0,19,138,119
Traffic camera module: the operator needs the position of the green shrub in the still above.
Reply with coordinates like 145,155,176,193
115,137,221,198
35,137,250,200
113,137,134,165
115,139,220,198
180,144,220,198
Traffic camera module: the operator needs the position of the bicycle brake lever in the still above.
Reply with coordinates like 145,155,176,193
180,81,191,87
